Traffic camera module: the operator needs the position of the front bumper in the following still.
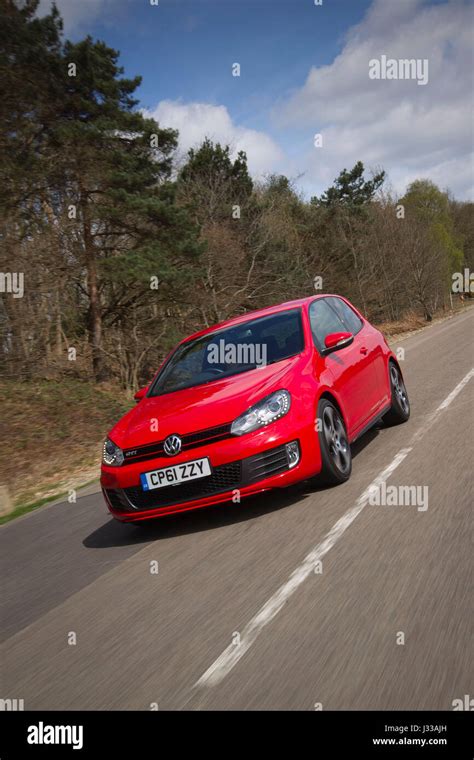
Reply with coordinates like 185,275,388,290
101,422,320,522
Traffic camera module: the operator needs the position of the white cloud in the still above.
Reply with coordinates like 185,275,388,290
275,0,473,200
148,100,284,178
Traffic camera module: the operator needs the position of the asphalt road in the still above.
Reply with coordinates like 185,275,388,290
1,308,473,710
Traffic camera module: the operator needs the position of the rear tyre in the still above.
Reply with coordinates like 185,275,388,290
383,362,410,426
317,399,352,485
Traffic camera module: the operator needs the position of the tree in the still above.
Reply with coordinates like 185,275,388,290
178,138,253,224
451,200,474,287
310,163,386,314
1,2,202,381
401,180,463,318
0,0,64,212
56,38,204,379
313,161,385,208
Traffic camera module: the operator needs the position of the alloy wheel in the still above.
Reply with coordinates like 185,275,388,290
390,364,409,414
322,405,351,474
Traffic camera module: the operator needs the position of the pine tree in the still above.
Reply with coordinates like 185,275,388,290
1,1,202,381
313,161,385,209
178,138,253,223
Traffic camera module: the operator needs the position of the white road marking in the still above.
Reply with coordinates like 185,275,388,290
195,367,474,689
437,367,474,411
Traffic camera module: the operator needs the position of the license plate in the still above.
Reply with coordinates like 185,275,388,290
140,457,211,491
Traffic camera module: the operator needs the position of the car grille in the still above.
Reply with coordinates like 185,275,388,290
105,443,293,513
244,446,290,483
104,488,130,511
122,422,233,465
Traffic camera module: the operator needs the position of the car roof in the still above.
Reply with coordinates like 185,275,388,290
181,295,323,344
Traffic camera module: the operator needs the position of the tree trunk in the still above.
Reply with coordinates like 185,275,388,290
81,190,106,382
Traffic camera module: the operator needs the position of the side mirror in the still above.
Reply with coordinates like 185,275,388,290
134,386,149,402
323,331,354,354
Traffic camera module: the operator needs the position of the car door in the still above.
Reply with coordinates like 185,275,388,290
309,297,380,437
327,296,389,412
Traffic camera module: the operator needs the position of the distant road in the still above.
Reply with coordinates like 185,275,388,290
1,308,473,710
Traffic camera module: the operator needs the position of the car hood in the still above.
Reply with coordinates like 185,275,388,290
109,355,303,448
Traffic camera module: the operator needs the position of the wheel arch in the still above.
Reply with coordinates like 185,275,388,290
317,390,349,432
387,354,407,384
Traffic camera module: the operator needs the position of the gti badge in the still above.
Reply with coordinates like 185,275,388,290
163,434,182,456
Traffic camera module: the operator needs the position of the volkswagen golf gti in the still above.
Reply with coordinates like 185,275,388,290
101,295,410,523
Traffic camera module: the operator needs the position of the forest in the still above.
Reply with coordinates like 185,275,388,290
1,0,473,393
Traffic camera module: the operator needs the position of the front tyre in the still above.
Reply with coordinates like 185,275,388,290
383,362,410,426
317,399,352,485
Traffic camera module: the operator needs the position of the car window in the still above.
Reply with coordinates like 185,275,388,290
309,299,346,352
327,297,363,335
149,309,305,396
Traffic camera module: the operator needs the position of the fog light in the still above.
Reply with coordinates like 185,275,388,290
286,441,300,469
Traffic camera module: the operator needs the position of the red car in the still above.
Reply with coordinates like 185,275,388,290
101,295,410,523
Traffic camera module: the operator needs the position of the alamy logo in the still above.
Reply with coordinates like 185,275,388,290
0,698,24,710
369,55,429,86
452,694,474,711
452,268,474,293
0,272,24,298
207,339,267,368
368,483,428,512
27,722,84,750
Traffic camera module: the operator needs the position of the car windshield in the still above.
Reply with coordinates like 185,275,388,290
149,308,305,396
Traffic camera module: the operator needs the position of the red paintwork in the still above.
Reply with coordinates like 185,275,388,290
133,386,148,401
324,331,352,349
101,295,398,522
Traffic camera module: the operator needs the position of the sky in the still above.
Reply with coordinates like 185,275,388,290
38,0,474,200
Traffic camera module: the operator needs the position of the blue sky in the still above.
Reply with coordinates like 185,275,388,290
39,0,473,199
84,1,369,125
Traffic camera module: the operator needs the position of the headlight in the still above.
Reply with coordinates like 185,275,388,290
231,390,291,436
102,437,124,466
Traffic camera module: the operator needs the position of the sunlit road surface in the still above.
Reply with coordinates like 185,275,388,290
1,309,473,710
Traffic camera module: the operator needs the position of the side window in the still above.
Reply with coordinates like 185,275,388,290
309,299,346,352
327,297,363,336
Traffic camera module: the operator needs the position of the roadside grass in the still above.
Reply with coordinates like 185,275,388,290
0,379,130,522
377,311,427,337
379,302,473,342
0,492,68,526
0,480,98,526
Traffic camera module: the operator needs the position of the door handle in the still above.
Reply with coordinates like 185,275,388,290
360,346,368,355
